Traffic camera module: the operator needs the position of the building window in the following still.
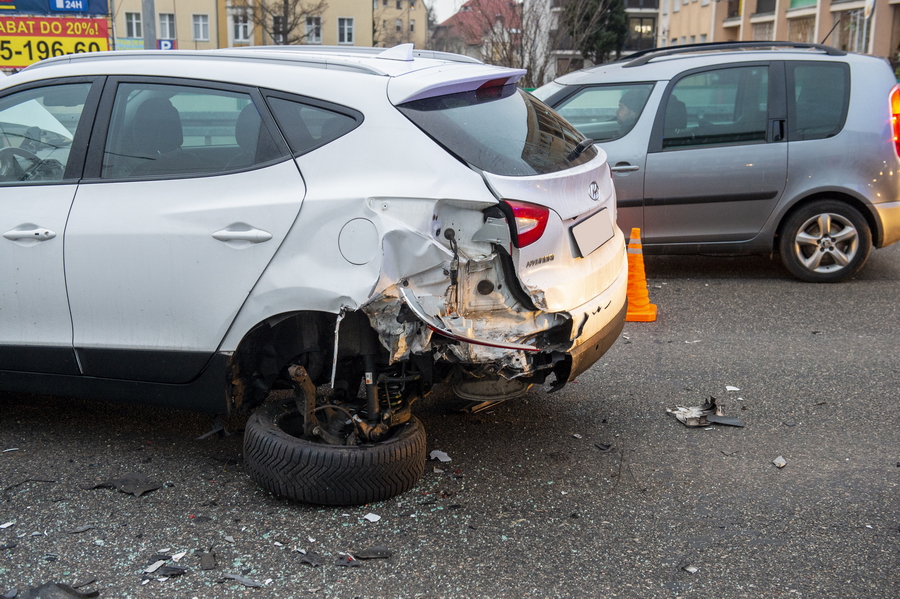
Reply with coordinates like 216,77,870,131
338,17,354,44
193,14,209,41
699,33,707,43
833,8,870,53
787,16,815,43
273,15,284,43
755,0,776,14
159,13,175,39
233,15,250,43
125,12,142,38
396,18,402,32
306,16,321,43
410,0,416,8
410,19,415,32
752,21,774,41
625,16,655,51
397,0,402,8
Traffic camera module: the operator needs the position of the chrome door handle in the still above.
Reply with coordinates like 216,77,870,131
212,226,272,244
610,164,640,173
4,227,57,241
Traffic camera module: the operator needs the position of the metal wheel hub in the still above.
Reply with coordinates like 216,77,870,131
792,212,858,273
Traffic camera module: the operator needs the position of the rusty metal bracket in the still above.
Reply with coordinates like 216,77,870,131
288,365,318,438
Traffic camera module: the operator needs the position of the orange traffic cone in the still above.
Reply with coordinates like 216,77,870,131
625,227,657,322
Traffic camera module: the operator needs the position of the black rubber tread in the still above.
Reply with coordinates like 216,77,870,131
778,199,872,283
244,399,426,505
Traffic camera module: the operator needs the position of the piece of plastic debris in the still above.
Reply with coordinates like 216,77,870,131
172,550,187,561
273,542,283,547
667,397,744,427
2,448,19,453
299,552,325,567
429,450,451,463
90,472,162,497
0,522,14,529
594,443,612,451
783,421,797,427
683,565,699,574
155,565,186,578
726,386,740,391
685,340,701,344
17,583,99,598
773,456,787,468
352,546,393,559
572,433,583,439
71,578,96,590
224,535,235,543
335,555,362,567
200,552,217,570
223,574,263,588
0,542,17,551
144,560,166,574
307,536,315,543
433,467,444,473
363,513,381,523
65,526,95,534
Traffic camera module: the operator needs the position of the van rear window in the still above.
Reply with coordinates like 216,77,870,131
397,85,597,177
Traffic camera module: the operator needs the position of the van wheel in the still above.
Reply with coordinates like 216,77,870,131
244,398,426,505
779,200,871,283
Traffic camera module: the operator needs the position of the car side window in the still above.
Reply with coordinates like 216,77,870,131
663,66,768,149
787,62,848,141
552,84,654,142
0,83,91,183
101,83,282,179
265,96,360,157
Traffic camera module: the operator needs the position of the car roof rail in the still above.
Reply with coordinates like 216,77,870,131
225,44,484,64
620,41,846,68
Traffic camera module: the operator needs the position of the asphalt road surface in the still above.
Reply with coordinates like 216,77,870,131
1,245,898,598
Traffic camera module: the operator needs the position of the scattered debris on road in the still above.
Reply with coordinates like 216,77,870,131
429,450,451,463
773,456,787,468
88,473,162,497
667,398,744,427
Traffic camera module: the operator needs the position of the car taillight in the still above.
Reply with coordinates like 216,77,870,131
502,200,550,248
891,85,900,158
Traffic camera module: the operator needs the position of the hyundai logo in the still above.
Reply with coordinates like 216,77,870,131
589,181,600,201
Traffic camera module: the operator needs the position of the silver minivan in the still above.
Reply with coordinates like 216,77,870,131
535,42,900,282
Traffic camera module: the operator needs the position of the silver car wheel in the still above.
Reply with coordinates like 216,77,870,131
792,212,859,274
779,199,871,283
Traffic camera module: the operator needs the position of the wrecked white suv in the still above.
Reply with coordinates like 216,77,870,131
0,45,627,505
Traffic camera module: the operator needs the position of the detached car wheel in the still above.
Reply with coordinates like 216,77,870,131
779,200,871,283
244,399,426,505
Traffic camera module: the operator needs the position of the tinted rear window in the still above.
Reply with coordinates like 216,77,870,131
397,85,597,177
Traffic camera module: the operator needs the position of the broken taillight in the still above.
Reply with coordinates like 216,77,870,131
502,200,550,248
891,85,900,158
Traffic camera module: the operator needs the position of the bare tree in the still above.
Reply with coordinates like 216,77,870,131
430,0,621,88
233,0,329,45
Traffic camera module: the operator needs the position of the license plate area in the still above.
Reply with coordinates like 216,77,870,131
571,208,614,258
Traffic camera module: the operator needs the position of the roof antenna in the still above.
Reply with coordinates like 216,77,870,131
820,13,842,45
377,43,414,61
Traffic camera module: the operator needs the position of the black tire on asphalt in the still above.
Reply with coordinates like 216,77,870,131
244,399,426,505
778,199,872,283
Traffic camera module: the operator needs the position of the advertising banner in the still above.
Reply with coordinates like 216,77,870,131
0,1,109,16
0,15,109,69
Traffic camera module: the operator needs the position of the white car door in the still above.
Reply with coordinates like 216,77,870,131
64,80,306,383
0,81,95,374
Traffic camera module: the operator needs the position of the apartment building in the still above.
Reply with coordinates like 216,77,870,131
110,0,428,51
111,0,218,50
661,0,898,62
373,0,429,48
